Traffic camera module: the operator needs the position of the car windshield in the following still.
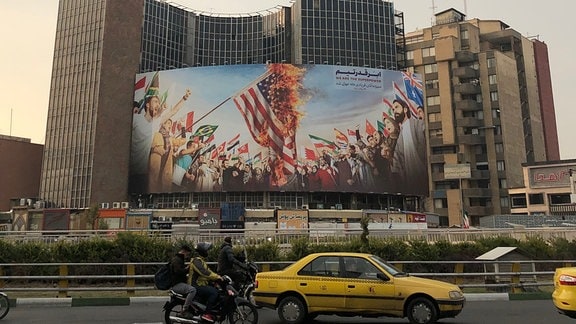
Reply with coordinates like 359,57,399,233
369,255,407,276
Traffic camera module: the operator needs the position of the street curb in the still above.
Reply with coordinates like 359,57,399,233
464,293,510,301
9,293,549,307
508,292,552,300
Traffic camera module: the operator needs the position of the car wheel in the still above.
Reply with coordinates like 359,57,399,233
277,296,307,324
406,297,438,324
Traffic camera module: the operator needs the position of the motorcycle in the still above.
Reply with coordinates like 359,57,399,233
233,254,259,307
163,275,258,324
0,291,9,320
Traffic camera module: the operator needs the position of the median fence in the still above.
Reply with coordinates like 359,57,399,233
0,259,573,297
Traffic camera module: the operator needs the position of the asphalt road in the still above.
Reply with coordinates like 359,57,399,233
1,299,573,324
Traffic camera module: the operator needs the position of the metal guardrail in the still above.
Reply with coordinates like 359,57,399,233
2,227,576,244
0,260,573,297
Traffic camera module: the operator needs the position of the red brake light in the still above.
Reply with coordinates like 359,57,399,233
559,274,576,285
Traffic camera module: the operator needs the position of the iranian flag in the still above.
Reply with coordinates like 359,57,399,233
308,134,337,152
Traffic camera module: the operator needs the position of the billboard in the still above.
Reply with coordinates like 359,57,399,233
277,209,309,230
130,64,427,195
528,165,576,188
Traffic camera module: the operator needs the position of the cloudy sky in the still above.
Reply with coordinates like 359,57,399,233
0,0,572,158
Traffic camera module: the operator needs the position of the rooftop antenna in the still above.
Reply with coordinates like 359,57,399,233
430,0,437,25
463,0,468,16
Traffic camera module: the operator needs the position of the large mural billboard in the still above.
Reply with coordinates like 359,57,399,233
130,64,427,195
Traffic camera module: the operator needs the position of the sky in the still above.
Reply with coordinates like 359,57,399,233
0,0,573,159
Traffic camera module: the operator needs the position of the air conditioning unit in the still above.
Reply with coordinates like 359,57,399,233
301,204,309,209
112,202,121,209
121,202,129,209
100,202,110,209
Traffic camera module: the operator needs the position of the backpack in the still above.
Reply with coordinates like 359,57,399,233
154,262,173,290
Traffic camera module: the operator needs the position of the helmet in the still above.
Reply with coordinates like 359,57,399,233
195,242,213,257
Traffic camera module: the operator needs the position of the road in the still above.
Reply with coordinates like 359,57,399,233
0,300,571,324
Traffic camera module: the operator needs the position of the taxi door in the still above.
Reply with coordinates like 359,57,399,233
343,256,396,312
296,255,346,310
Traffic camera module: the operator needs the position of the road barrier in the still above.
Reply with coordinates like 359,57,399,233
0,259,573,297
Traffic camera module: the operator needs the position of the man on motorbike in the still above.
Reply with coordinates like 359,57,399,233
217,236,248,286
169,245,197,319
189,242,222,323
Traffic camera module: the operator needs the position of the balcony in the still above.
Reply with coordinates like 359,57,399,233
456,117,483,128
455,50,476,63
455,99,482,111
429,137,444,146
431,171,445,181
463,188,492,197
454,83,481,95
430,154,445,163
471,170,491,179
428,121,442,130
458,134,485,145
453,66,479,79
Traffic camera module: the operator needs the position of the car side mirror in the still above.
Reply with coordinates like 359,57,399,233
377,273,390,281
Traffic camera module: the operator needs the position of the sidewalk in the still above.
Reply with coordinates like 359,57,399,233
9,292,551,307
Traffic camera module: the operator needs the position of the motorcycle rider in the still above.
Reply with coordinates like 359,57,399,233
169,245,197,319
217,236,248,286
189,242,222,323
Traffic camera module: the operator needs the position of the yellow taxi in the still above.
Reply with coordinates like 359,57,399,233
553,267,576,318
254,252,465,324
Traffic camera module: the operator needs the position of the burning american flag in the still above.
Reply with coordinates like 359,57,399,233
232,64,305,176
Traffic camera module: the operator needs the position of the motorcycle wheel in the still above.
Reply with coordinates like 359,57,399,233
228,301,258,324
163,300,183,324
244,287,257,307
0,293,9,320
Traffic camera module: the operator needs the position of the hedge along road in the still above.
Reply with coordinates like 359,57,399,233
1,299,571,324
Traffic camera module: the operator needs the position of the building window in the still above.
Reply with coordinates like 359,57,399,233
529,193,544,205
476,162,488,170
406,50,414,60
460,29,469,40
490,91,499,102
549,194,571,205
510,194,527,208
425,79,439,89
488,74,497,85
428,112,441,122
487,57,496,68
495,143,504,153
492,108,500,118
499,178,507,189
426,96,440,106
434,198,448,208
496,160,505,171
429,129,443,138
422,47,435,57
500,197,510,208
424,63,438,74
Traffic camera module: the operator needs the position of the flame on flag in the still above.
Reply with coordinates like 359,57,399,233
232,64,305,175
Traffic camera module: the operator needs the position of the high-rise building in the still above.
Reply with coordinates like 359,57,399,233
401,9,558,226
40,0,406,209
